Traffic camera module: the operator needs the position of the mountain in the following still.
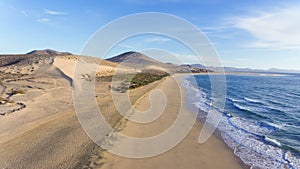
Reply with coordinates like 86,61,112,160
210,66,254,72
189,64,206,69
189,64,300,74
106,51,208,73
27,49,72,56
216,67,300,74
267,68,300,74
106,51,166,69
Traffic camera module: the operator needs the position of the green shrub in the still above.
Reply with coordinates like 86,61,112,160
128,70,169,89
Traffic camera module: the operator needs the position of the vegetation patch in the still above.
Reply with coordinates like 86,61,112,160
96,69,169,92
126,69,169,89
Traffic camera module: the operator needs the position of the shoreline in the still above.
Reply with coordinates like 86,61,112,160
178,74,249,168
177,74,249,168
94,75,247,169
180,73,300,168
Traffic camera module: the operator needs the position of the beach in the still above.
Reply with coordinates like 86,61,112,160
0,54,246,169
0,58,168,168
91,75,247,169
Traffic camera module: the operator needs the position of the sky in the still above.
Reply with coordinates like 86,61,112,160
1,0,300,70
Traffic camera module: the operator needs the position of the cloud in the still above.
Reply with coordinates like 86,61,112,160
37,18,50,23
144,37,171,43
11,6,28,16
119,44,136,49
44,8,68,15
157,52,222,66
230,4,300,49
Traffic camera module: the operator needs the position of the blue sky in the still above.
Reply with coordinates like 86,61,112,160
1,0,300,70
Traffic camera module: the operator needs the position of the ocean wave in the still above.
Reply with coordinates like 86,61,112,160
259,121,283,130
228,97,244,103
263,136,282,147
233,103,267,114
182,77,300,169
233,103,251,111
244,97,263,104
220,116,299,169
266,95,295,109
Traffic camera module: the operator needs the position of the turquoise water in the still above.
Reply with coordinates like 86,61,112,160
183,74,300,169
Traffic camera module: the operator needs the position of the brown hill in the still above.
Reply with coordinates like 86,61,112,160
107,51,164,68
106,51,208,73
0,50,120,77
0,54,55,67
26,49,72,56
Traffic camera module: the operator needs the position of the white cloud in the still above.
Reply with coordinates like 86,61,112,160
37,18,50,23
144,37,171,43
231,4,300,49
119,44,136,49
44,8,68,15
177,54,222,66
11,6,28,16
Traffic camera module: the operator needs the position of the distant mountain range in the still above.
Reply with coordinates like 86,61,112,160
265,68,300,74
190,64,300,74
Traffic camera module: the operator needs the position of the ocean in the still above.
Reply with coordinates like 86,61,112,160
183,73,300,169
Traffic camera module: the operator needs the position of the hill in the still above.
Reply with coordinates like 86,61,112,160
106,51,209,73
0,54,55,67
26,49,72,56
267,68,300,74
0,49,72,67
0,49,121,77
107,51,168,70
0,50,130,168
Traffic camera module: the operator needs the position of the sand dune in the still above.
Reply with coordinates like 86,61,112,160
0,53,164,168
54,55,137,79
0,52,245,169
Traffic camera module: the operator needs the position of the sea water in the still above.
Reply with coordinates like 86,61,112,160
183,73,300,169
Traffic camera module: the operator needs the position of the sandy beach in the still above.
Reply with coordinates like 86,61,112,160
0,55,167,168
0,54,247,168
89,75,247,169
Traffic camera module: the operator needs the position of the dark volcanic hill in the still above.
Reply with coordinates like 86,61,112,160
106,51,163,68
106,51,208,73
27,49,72,56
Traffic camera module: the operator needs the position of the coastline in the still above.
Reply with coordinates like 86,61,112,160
94,74,247,169
182,73,300,168
0,72,248,168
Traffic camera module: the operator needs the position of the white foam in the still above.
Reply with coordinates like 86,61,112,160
233,103,267,113
228,97,244,103
264,136,282,147
244,97,262,103
233,103,249,111
264,122,284,130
